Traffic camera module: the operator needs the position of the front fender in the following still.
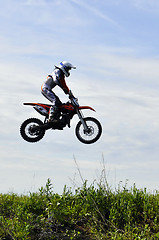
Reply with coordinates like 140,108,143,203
78,106,96,112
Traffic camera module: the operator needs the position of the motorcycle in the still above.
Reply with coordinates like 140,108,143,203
20,91,102,144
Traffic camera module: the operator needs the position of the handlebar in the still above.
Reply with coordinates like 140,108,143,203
68,90,79,107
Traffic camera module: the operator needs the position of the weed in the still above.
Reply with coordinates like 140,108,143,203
0,174,159,239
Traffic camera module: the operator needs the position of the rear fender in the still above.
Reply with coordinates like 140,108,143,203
78,106,96,112
23,103,51,108
23,103,51,116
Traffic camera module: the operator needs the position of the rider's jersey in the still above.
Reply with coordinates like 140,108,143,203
42,68,69,94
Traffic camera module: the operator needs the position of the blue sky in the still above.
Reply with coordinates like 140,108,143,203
1,0,159,194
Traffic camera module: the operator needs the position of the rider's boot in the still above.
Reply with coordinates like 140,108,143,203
48,106,63,130
48,106,58,123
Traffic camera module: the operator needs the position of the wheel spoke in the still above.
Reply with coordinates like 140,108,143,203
20,118,45,143
76,117,102,144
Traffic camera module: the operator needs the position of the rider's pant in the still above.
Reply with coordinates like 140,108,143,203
41,84,61,106
41,84,62,120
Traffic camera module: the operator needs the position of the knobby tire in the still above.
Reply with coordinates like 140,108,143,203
75,117,102,144
20,118,45,143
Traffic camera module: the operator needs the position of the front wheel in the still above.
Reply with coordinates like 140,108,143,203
75,117,102,144
20,118,45,143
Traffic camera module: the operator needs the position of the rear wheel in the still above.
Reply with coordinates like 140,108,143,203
75,117,102,144
20,118,45,143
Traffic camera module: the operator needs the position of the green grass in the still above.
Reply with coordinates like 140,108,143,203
0,178,159,239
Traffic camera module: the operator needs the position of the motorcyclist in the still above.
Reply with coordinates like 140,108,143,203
41,61,76,122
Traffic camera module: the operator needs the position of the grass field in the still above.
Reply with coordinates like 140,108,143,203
1,176,159,239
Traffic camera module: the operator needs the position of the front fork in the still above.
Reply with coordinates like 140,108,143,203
76,109,88,132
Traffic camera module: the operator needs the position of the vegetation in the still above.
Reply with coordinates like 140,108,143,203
0,178,159,239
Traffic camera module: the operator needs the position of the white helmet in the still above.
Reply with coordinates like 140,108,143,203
58,61,76,77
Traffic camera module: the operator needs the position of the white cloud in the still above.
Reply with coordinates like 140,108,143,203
71,0,121,27
132,0,159,11
24,0,46,5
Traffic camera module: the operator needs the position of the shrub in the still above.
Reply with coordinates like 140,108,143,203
0,179,159,239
